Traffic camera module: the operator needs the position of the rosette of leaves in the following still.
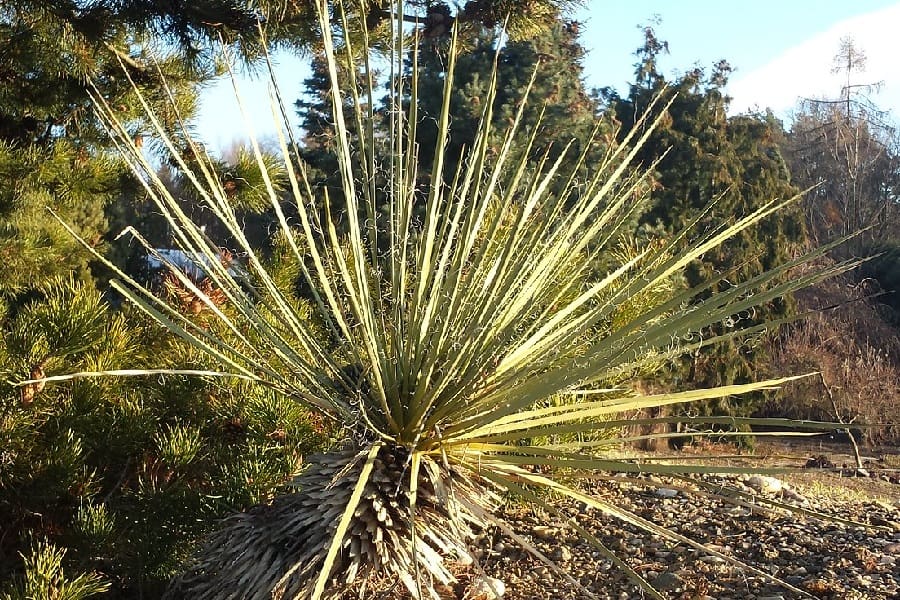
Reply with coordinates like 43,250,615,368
32,1,862,598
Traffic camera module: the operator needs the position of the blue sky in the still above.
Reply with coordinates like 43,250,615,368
574,0,899,91
194,0,900,151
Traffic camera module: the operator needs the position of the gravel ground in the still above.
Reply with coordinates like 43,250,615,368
463,469,900,600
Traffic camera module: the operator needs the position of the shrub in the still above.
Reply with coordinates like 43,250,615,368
770,270,900,445
0,277,330,596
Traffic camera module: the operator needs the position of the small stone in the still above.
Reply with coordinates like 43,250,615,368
655,488,679,498
653,572,684,591
782,487,806,502
470,576,506,599
552,546,572,562
532,525,554,540
746,475,783,495
884,542,900,554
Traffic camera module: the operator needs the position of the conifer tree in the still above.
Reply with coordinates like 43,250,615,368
1,3,196,295
412,19,606,188
0,3,329,594
604,26,808,414
1,1,585,299
0,0,365,297
295,53,373,223
1,272,330,596
362,0,583,41
295,16,620,238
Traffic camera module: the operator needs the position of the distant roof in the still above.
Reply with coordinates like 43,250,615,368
146,248,247,280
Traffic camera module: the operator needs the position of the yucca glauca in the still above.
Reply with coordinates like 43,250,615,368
34,2,860,598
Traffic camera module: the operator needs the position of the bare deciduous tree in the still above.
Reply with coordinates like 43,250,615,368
784,37,900,255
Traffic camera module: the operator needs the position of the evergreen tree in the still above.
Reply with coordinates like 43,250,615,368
412,19,607,189
363,0,583,41
0,0,374,298
604,26,808,413
1,268,330,596
294,8,602,237
295,53,373,222
0,2,241,296
0,3,329,593
1,0,583,299
296,15,610,203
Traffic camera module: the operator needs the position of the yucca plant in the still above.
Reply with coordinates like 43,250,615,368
28,2,865,599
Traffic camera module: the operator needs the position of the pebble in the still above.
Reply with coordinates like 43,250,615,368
653,572,683,591
531,525,554,540
746,475,784,495
465,471,900,600
699,555,726,564
552,546,572,562
470,575,506,599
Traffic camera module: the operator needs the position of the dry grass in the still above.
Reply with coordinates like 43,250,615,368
636,438,900,504
752,438,900,503
788,475,892,504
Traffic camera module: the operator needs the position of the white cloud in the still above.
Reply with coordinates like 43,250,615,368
727,2,900,121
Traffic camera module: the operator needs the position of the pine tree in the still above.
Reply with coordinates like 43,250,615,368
1,270,330,596
1,3,330,594
362,0,582,41
0,0,349,298
294,53,373,225
296,15,612,211
1,0,583,298
0,3,187,296
412,20,607,188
